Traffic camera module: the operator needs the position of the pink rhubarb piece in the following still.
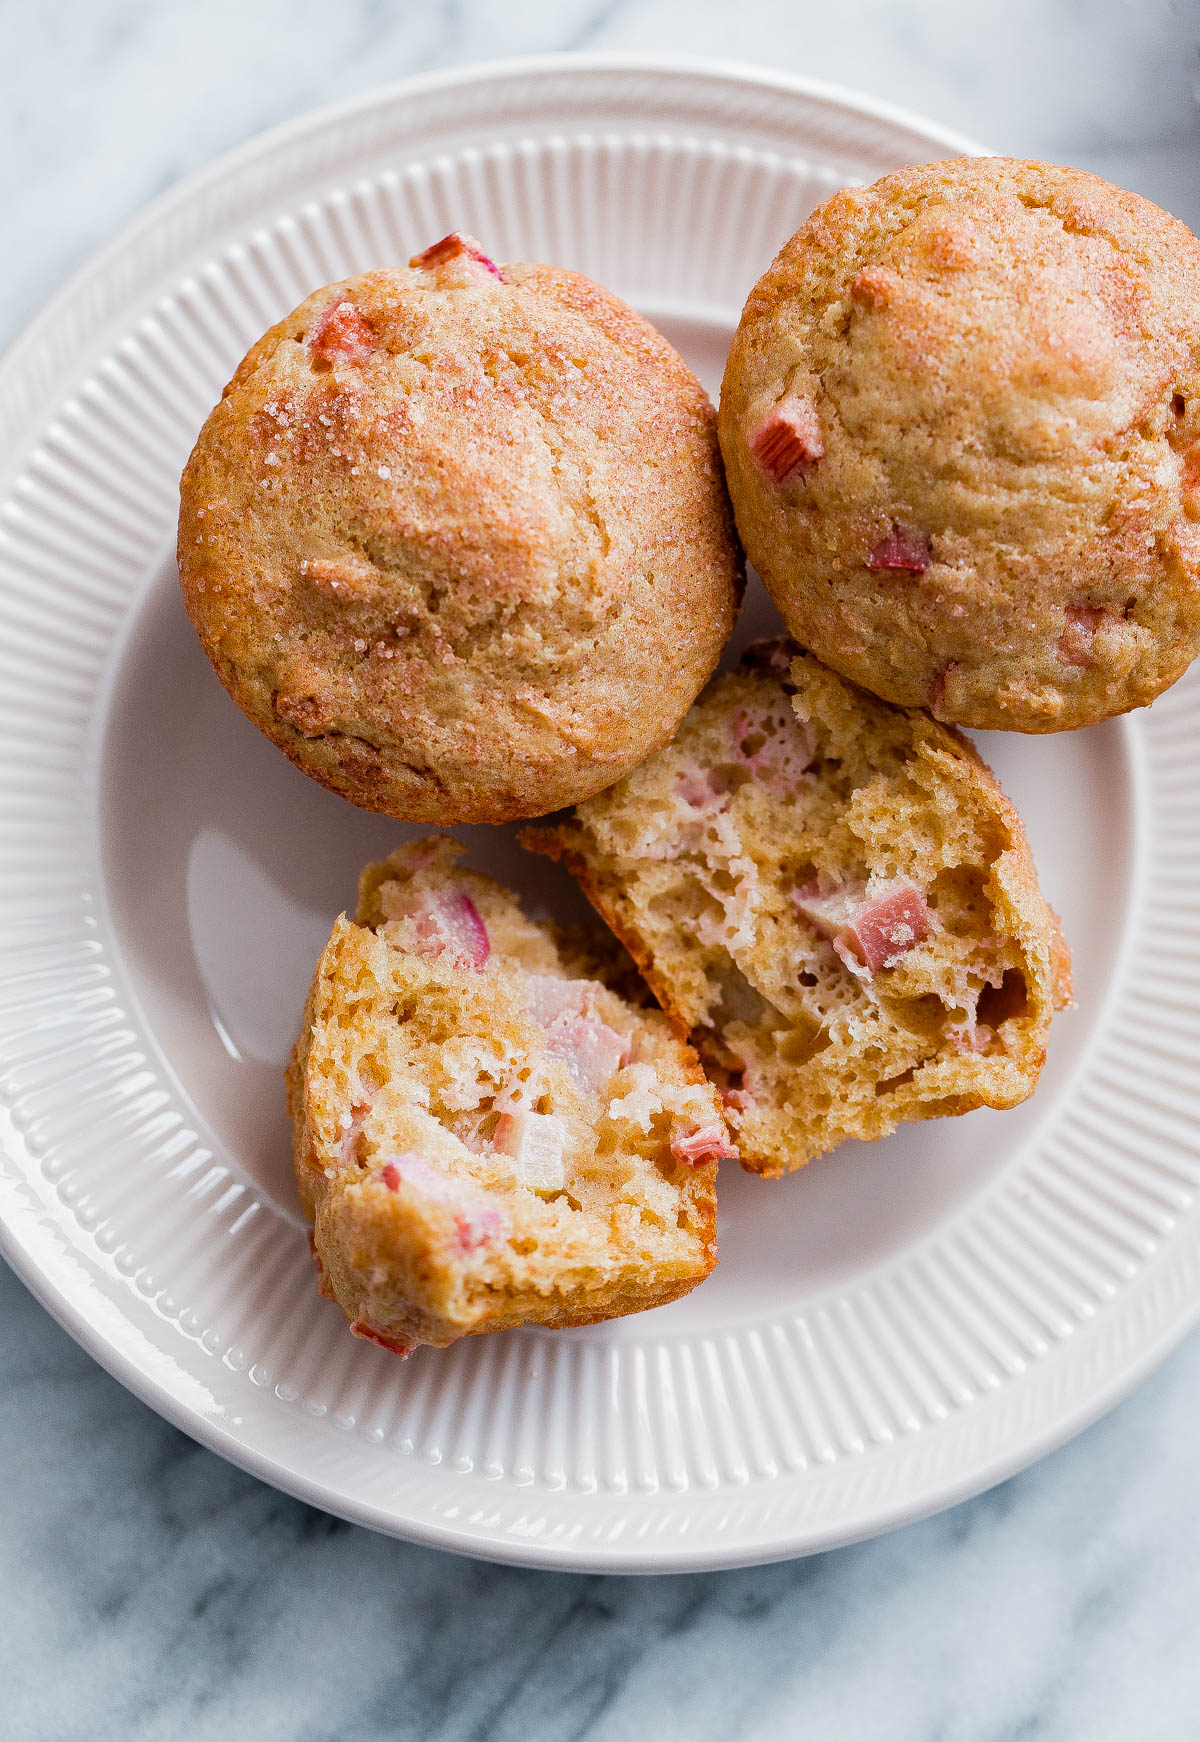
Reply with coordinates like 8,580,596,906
451,1208,505,1254
947,1020,995,1055
676,767,729,810
670,1123,735,1166
350,1320,415,1358
720,1057,760,1116
543,1010,629,1093
378,1153,452,1200
379,1155,505,1253
408,890,490,971
1058,603,1106,667
410,232,502,279
523,976,630,1093
927,661,959,719
849,267,896,309
866,522,932,574
729,703,816,791
795,879,932,976
309,299,375,366
523,975,588,1029
748,393,824,482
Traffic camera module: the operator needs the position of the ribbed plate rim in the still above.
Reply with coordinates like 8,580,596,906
3,53,1196,1573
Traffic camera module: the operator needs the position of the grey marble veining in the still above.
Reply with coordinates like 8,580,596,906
7,1260,1200,1741
4,2,1200,1737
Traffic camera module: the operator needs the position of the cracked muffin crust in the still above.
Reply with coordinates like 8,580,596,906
287,838,728,1351
179,236,742,822
720,159,1200,732
525,640,1072,1175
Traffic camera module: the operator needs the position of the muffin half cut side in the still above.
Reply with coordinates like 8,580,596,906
525,641,1072,1176
287,838,729,1351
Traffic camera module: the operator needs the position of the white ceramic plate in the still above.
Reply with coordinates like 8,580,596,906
2,55,1197,1572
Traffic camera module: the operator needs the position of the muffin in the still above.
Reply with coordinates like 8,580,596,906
525,640,1071,1175
179,234,742,823
719,159,1200,732
287,838,729,1351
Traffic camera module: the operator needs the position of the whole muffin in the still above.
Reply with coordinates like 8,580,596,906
719,159,1200,732
179,235,742,821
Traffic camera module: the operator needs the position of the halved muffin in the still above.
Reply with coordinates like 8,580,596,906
287,838,728,1351
525,641,1072,1176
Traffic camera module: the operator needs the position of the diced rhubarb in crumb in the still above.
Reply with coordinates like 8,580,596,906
740,637,800,680
309,299,375,365
350,1320,415,1358
729,703,816,792
376,1152,452,1200
410,232,502,279
842,882,933,974
407,890,490,970
866,522,932,573
521,978,632,1092
927,661,958,719
795,879,932,976
748,394,824,482
717,1055,761,1115
1058,603,1106,667
451,1208,505,1254
522,975,587,1028
543,1010,630,1092
493,1109,567,1192
676,767,729,809
671,1123,735,1166
849,267,897,309
378,1156,507,1252
947,1020,996,1054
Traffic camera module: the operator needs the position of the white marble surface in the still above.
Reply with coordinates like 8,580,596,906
4,2,1200,1736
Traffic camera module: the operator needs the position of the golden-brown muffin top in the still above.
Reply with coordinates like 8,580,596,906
720,158,1200,732
180,238,742,821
